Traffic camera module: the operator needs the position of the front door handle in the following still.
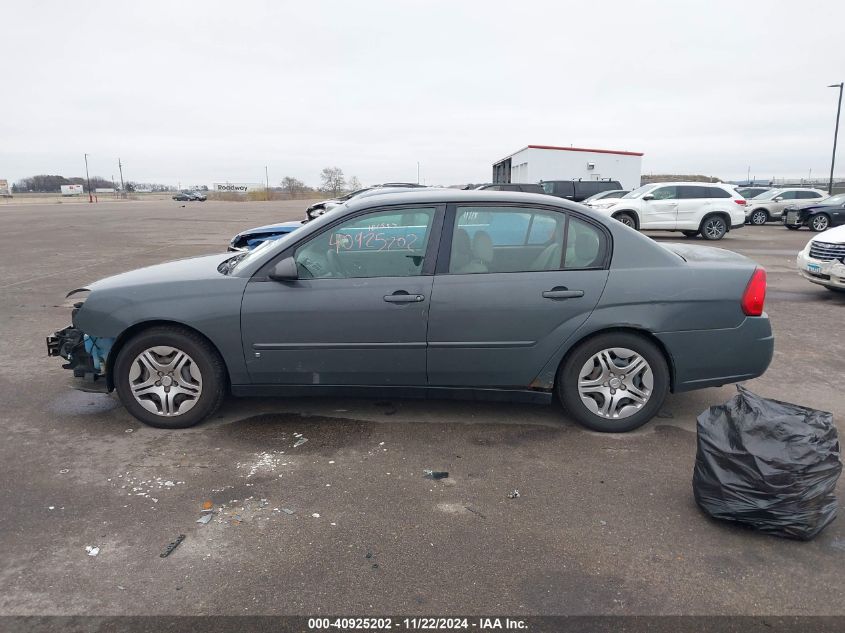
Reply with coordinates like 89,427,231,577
542,287,584,300
384,291,425,303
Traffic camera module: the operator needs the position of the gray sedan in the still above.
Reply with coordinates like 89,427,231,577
47,190,774,433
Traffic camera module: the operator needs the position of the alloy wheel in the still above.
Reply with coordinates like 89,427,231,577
751,210,768,225
811,215,830,231
577,347,654,419
703,217,726,239
128,345,203,416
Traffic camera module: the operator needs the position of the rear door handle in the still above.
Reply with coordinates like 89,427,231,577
542,287,584,300
384,291,425,303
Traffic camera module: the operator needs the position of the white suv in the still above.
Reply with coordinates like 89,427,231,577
744,188,827,225
589,182,746,240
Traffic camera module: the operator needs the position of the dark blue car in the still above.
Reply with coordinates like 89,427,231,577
228,220,304,251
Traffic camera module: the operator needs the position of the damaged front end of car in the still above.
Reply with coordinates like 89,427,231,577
46,290,115,393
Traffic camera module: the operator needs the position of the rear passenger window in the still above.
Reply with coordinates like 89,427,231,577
564,218,605,269
650,186,679,200
679,186,709,199
798,191,822,199
450,207,566,273
779,191,798,200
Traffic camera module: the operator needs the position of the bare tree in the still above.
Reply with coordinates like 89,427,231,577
348,176,362,192
281,176,305,198
320,166,346,196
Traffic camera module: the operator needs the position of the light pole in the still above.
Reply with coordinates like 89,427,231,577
417,161,420,184
828,82,843,195
84,153,93,203
118,158,125,194
265,165,269,199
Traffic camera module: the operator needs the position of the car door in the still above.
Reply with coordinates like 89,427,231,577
427,204,610,387
240,205,443,385
640,185,679,229
676,185,710,228
771,190,798,217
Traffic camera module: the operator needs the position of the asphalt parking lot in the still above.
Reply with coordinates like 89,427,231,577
1,198,843,616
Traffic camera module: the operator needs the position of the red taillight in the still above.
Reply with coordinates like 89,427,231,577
734,199,747,205
741,268,767,316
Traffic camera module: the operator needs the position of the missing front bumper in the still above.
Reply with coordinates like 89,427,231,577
47,326,113,390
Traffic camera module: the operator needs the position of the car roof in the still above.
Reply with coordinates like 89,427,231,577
343,188,579,212
644,182,732,187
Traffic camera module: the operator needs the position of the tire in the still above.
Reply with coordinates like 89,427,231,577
114,326,226,429
809,214,830,232
826,286,845,293
681,230,699,238
785,224,800,230
700,215,728,240
613,212,637,229
556,332,669,433
749,209,769,225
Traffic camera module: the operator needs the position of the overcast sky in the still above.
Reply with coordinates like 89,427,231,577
2,0,844,187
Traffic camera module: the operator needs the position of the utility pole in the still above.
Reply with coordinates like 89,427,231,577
265,165,269,199
828,82,843,195
84,153,93,203
417,161,420,184
118,158,125,193
746,166,751,184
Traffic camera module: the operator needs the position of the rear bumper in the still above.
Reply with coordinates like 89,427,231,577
655,316,773,392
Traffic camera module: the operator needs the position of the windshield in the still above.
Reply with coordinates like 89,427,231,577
338,188,371,201
622,184,658,199
819,193,845,206
752,189,782,200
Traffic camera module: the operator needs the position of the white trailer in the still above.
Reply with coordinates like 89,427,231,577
60,184,84,196
492,144,644,191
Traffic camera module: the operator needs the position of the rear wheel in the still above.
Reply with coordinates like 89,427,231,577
700,215,728,240
613,212,637,229
114,326,226,428
557,332,669,433
750,209,769,225
681,230,699,238
810,214,830,232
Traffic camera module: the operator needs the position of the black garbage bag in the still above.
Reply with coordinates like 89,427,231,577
693,385,842,540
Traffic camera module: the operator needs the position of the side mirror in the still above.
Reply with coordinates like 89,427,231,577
773,197,783,202
268,257,298,281
642,194,654,201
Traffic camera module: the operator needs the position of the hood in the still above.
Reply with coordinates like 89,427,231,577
810,224,845,245
86,253,236,292
235,220,303,237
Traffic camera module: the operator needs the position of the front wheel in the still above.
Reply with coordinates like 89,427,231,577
749,209,769,225
701,216,728,240
810,214,831,232
114,326,226,428
557,332,669,433
613,212,636,229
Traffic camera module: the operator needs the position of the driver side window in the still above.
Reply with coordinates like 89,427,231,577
650,186,679,200
294,208,435,279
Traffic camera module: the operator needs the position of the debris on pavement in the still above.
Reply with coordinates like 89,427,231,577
465,505,486,518
293,438,309,448
423,469,449,480
694,386,842,541
281,508,295,515
196,513,213,524
202,500,213,511
507,489,520,499
85,546,100,557
59,469,69,474
160,534,185,558
312,513,320,518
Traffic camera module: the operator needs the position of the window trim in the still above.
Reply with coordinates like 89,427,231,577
251,203,446,281
435,202,612,275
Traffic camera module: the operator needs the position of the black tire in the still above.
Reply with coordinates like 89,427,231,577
749,209,769,225
784,224,800,230
114,326,226,429
681,230,699,238
613,212,637,229
809,214,831,232
700,215,728,240
825,286,845,293
556,332,669,433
